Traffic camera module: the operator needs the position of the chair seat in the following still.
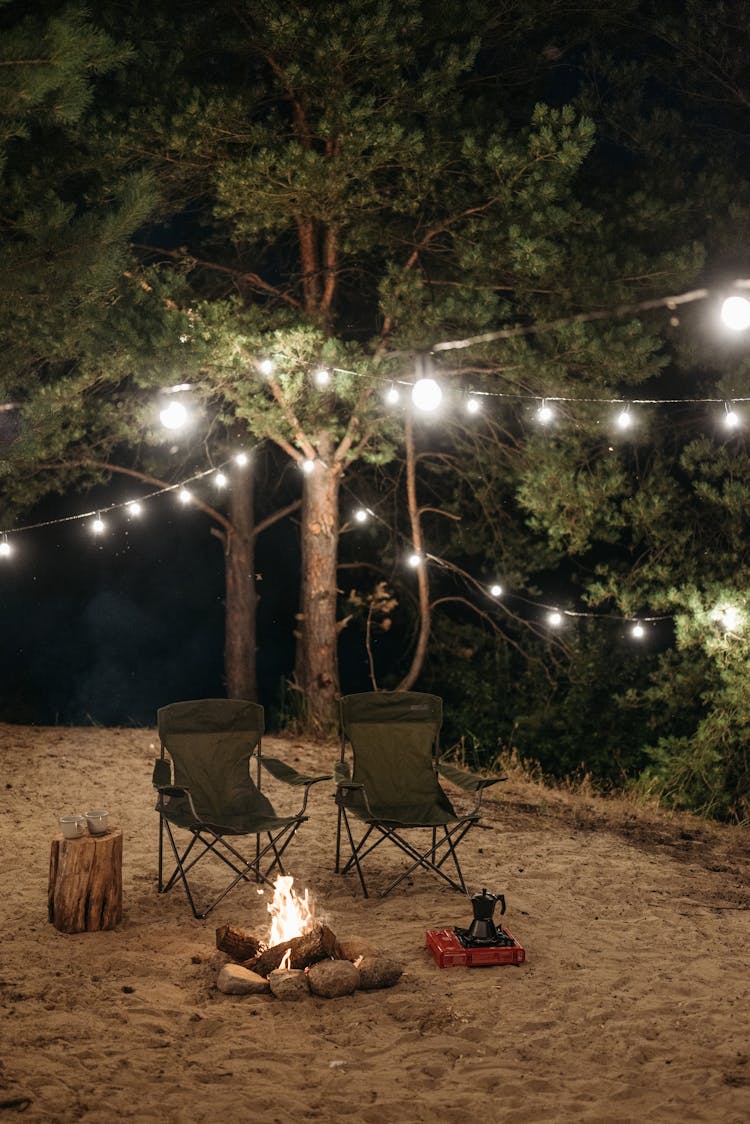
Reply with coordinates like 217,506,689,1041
371,813,481,831
175,812,304,835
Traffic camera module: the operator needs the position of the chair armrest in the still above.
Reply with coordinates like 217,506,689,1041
257,754,332,816
333,759,351,785
257,754,332,787
438,760,507,811
334,780,376,818
154,782,201,822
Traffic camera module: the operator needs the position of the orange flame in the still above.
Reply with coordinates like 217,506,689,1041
280,948,292,971
267,875,315,947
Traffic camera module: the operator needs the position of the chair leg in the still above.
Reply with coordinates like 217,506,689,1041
338,808,370,897
335,805,342,873
375,822,475,896
159,821,204,919
158,815,164,891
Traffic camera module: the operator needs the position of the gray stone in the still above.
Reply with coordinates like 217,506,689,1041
307,958,360,998
338,936,379,962
355,956,403,990
216,964,270,996
268,968,310,1001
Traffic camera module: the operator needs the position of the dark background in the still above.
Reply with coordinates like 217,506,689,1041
0,482,303,727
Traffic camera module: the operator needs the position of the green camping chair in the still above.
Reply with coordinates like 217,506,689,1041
154,698,330,919
335,691,505,897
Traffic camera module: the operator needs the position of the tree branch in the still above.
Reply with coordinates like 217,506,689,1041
131,244,301,309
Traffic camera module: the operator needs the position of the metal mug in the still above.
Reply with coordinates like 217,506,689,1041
59,814,86,839
85,809,110,835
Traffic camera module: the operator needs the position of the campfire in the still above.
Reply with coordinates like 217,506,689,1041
213,875,403,1000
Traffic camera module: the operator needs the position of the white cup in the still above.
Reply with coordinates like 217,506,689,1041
85,809,110,835
59,814,86,839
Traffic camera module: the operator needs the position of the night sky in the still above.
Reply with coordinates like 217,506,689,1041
0,481,301,727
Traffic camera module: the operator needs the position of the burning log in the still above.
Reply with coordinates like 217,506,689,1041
215,924,263,963
247,922,343,978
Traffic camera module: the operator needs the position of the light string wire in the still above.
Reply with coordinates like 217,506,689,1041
2,277,749,631
1,448,673,634
339,483,672,630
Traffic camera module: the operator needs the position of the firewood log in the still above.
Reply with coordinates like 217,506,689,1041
215,924,262,962
247,923,342,977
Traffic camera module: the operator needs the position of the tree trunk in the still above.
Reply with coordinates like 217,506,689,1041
295,446,341,733
398,409,431,690
224,476,257,701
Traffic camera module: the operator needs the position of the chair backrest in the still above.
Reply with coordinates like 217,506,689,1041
157,698,273,824
339,691,454,819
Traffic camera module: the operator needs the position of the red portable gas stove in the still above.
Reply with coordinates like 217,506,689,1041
426,888,526,968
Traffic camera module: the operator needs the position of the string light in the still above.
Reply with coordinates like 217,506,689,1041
547,610,563,627
385,385,400,405
301,458,315,474
259,358,275,376
159,401,189,430
631,622,645,639
536,400,555,425
407,552,422,568
91,513,105,535
214,472,228,488
178,487,192,504
711,604,742,632
126,501,142,517
489,583,503,597
313,368,331,386
466,396,481,415
0,535,11,558
234,452,249,467
615,407,633,431
354,508,369,523
723,402,741,430
720,295,750,331
412,378,442,412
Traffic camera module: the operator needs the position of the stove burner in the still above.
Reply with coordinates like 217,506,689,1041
454,925,517,949
425,887,526,967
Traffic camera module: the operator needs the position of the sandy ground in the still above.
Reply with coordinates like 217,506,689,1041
1,723,749,1124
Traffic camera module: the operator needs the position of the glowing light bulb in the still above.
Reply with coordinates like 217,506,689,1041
214,472,228,488
616,408,633,430
126,501,142,517
259,358,275,376
234,452,249,467
301,458,315,474
407,552,422,568
178,488,192,505
721,295,750,331
466,397,481,415
412,378,442,412
723,406,741,429
354,509,368,523
547,610,563,627
536,402,555,425
159,401,189,430
0,537,11,557
489,584,503,598
386,385,400,405
314,368,330,386
631,622,645,639
91,514,105,535
712,604,742,632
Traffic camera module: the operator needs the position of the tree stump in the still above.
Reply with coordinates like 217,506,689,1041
48,828,123,933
